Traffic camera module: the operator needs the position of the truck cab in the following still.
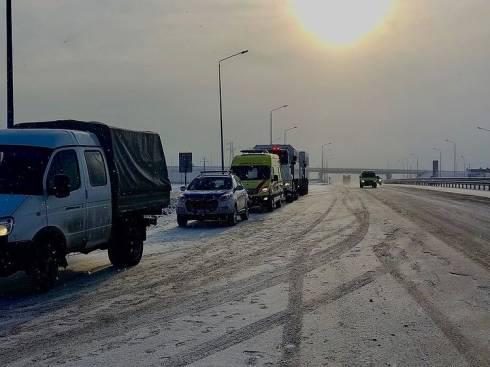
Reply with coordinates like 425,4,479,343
231,151,284,211
0,121,170,291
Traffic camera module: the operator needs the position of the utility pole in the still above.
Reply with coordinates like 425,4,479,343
227,141,235,167
433,147,442,177
6,0,14,128
445,139,457,177
270,105,288,145
201,157,207,172
218,50,248,172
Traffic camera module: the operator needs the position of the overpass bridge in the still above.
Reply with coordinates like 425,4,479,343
307,168,434,181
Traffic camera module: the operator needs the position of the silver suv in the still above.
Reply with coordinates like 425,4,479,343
176,172,249,227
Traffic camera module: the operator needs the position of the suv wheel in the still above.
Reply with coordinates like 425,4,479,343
27,240,60,292
227,208,238,226
240,207,249,221
177,215,188,227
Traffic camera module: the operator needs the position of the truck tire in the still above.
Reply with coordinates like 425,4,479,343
27,240,60,292
373,183,377,188
360,183,364,188
109,238,143,268
177,215,188,227
266,196,274,212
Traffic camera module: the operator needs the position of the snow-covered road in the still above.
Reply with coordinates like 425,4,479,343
0,185,489,366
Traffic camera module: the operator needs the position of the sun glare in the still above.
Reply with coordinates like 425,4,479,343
290,0,394,47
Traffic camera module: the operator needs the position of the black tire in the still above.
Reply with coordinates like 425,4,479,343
109,239,144,268
240,207,249,221
360,184,364,188
373,183,377,188
266,196,274,212
177,215,188,227
227,208,238,226
27,240,60,292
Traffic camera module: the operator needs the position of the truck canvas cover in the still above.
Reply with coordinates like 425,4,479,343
15,120,171,215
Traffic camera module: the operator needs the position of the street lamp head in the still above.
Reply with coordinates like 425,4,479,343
283,105,288,108
241,50,249,54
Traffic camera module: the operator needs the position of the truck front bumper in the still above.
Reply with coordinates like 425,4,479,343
0,237,32,277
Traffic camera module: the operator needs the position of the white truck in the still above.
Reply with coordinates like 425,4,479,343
0,120,170,291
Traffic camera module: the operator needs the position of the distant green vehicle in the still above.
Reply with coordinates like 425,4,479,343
360,171,379,188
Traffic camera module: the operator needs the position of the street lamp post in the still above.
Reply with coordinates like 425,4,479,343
321,142,331,183
477,126,490,133
270,105,288,145
6,0,14,128
218,49,248,172
433,147,442,177
460,155,466,176
445,139,457,177
283,126,298,144
410,153,419,178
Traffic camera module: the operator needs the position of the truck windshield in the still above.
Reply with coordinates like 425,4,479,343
188,177,232,191
0,145,53,195
232,166,271,180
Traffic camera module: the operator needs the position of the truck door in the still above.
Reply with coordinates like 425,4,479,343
45,149,86,250
82,150,112,249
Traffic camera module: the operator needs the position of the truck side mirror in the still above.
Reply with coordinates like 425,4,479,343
52,174,70,198
273,175,279,182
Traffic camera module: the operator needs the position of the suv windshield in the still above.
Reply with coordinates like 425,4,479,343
232,166,271,180
188,176,232,191
0,145,53,195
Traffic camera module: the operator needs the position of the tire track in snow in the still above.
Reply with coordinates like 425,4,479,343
162,269,381,367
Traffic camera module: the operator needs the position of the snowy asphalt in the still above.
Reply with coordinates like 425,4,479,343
0,184,489,366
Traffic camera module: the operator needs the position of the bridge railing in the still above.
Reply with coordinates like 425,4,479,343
385,177,490,191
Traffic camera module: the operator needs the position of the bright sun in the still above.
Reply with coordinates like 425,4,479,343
290,0,394,47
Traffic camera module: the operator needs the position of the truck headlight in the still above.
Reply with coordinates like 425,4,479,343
261,188,269,192
284,182,290,187
0,217,14,236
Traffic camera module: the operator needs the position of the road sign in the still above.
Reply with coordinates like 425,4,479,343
179,152,192,173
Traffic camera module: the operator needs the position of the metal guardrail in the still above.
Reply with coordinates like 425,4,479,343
385,177,490,191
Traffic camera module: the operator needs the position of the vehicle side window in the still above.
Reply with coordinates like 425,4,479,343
84,151,107,187
47,149,81,192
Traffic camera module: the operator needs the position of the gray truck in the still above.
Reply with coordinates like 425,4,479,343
0,120,170,291
253,145,309,201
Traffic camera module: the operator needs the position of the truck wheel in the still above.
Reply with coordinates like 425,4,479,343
360,184,364,188
266,197,274,212
276,198,282,208
373,183,377,188
109,239,144,268
27,240,60,292
177,215,188,227
240,207,249,221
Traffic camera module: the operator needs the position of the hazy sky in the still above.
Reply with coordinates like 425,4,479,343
1,0,489,169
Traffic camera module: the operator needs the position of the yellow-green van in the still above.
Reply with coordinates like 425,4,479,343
231,151,284,211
